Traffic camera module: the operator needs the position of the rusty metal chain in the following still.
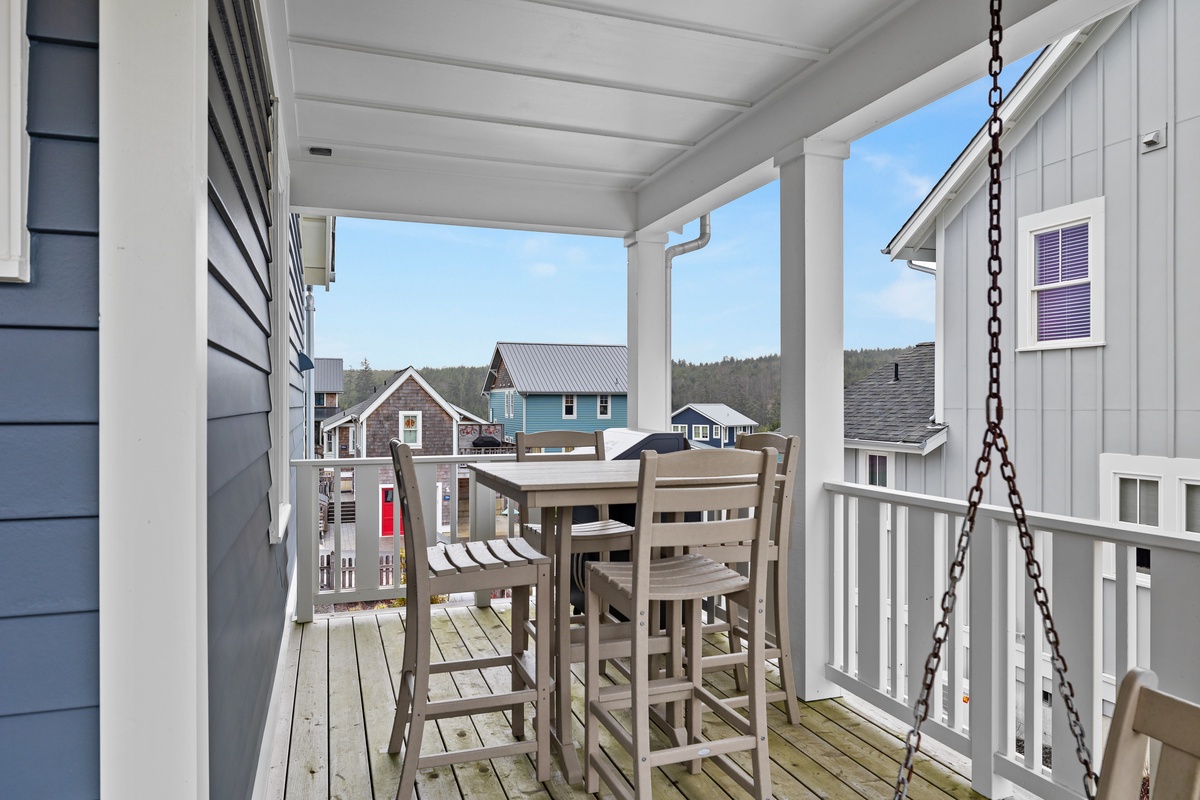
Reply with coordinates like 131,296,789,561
892,2,1098,798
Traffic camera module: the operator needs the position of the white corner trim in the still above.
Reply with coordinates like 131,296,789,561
268,141,291,544
0,0,28,283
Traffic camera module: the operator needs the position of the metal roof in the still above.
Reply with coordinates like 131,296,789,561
843,343,945,447
672,403,758,428
485,342,628,395
313,358,344,393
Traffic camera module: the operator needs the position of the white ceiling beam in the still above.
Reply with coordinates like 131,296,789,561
286,36,754,110
495,0,831,59
290,159,636,236
635,0,1135,232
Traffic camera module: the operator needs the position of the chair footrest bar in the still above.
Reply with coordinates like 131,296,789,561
429,653,512,674
595,676,693,710
646,734,757,769
426,688,538,720
588,752,635,800
417,739,538,769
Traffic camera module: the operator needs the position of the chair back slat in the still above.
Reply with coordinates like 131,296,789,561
389,439,431,595
516,430,605,462
632,448,776,596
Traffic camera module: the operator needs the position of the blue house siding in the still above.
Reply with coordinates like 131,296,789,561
670,407,754,448
522,393,628,434
489,389,526,438
205,1,295,798
0,2,101,796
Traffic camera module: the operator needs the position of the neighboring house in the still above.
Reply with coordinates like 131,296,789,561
670,403,758,447
313,357,343,422
886,0,1199,538
887,0,1196,705
321,366,474,458
842,342,947,493
483,342,628,440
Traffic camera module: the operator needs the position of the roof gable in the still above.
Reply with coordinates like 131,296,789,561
483,342,628,395
324,367,464,428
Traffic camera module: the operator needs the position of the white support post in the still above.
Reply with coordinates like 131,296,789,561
98,1,208,797
968,519,1014,798
778,138,848,700
1050,531,1102,788
625,231,670,431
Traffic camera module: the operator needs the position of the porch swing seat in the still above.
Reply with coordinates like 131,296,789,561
1097,669,1200,800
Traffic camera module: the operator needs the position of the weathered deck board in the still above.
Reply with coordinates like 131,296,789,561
267,602,982,800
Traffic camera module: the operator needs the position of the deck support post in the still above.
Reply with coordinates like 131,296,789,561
625,231,670,431
778,138,848,701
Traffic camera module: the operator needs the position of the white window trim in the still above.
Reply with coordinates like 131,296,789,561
597,394,611,419
861,450,895,489
1182,479,1200,535
1016,196,1106,351
0,0,28,283
562,394,576,419
671,424,687,434
400,410,423,448
1099,454,1200,535
504,389,514,418
712,425,723,443
692,424,709,440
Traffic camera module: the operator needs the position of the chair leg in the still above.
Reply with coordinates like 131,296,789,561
685,598,704,775
727,596,748,691
394,664,430,800
666,599,685,737
631,605,654,800
584,575,602,795
534,565,552,782
747,598,772,800
511,583,530,739
771,559,801,725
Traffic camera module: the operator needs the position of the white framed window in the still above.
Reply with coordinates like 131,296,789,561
504,390,514,418
1184,482,1200,535
0,0,28,283
348,424,357,455
399,411,422,448
712,425,723,443
562,394,576,419
1118,476,1160,527
597,394,611,419
1017,197,1105,350
671,424,687,434
692,424,709,439
867,452,890,488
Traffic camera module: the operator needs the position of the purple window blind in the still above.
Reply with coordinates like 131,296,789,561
1034,222,1090,341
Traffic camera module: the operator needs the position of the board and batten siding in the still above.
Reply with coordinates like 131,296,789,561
938,0,1200,519
0,1,100,796
207,1,299,798
523,393,627,434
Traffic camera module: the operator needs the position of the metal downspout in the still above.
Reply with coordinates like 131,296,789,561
664,214,711,413
304,287,316,458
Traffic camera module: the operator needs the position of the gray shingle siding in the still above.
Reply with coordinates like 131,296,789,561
0,2,101,797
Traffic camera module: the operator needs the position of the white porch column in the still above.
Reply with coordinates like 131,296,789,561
99,1,208,797
625,231,670,430
778,138,849,700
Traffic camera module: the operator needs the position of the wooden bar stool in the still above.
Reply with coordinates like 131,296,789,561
698,432,802,724
386,439,553,799
584,447,777,800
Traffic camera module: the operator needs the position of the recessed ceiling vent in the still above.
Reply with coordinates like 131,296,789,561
308,146,332,157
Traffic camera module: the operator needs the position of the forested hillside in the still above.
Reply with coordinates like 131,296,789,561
340,346,914,430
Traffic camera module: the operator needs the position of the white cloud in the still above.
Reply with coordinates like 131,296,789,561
858,150,936,203
528,262,558,277
861,268,935,324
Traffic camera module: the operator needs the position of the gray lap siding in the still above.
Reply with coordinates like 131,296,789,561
0,1,101,797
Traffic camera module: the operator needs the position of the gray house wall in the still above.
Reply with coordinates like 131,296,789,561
843,448,945,495
206,0,300,798
0,1,100,796
938,0,1199,516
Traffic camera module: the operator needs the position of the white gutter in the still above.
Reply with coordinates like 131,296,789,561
664,214,711,412
843,427,948,455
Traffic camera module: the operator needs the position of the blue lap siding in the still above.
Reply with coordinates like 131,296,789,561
0,1,100,797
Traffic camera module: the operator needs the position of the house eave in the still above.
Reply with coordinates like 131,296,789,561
843,427,948,456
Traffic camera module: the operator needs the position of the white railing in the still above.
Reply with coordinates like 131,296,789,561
823,481,1200,800
293,453,517,623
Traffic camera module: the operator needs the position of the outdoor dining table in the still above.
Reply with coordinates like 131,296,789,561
468,458,644,784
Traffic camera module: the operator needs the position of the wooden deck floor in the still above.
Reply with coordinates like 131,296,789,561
264,602,985,800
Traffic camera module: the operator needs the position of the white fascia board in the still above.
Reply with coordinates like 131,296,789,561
358,367,461,424
636,0,1131,233
290,158,635,237
884,8,1130,260
844,428,948,456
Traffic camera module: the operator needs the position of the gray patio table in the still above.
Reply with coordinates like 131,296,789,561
469,459,643,784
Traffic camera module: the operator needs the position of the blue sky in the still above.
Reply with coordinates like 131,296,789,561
316,53,1036,370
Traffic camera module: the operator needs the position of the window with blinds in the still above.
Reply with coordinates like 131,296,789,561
1017,197,1105,350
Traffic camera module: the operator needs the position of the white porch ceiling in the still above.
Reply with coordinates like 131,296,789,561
265,0,1132,235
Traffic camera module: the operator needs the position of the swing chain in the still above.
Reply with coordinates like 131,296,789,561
893,1,1098,798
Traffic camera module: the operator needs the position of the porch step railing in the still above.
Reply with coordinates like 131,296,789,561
294,453,516,622
823,480,1200,800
